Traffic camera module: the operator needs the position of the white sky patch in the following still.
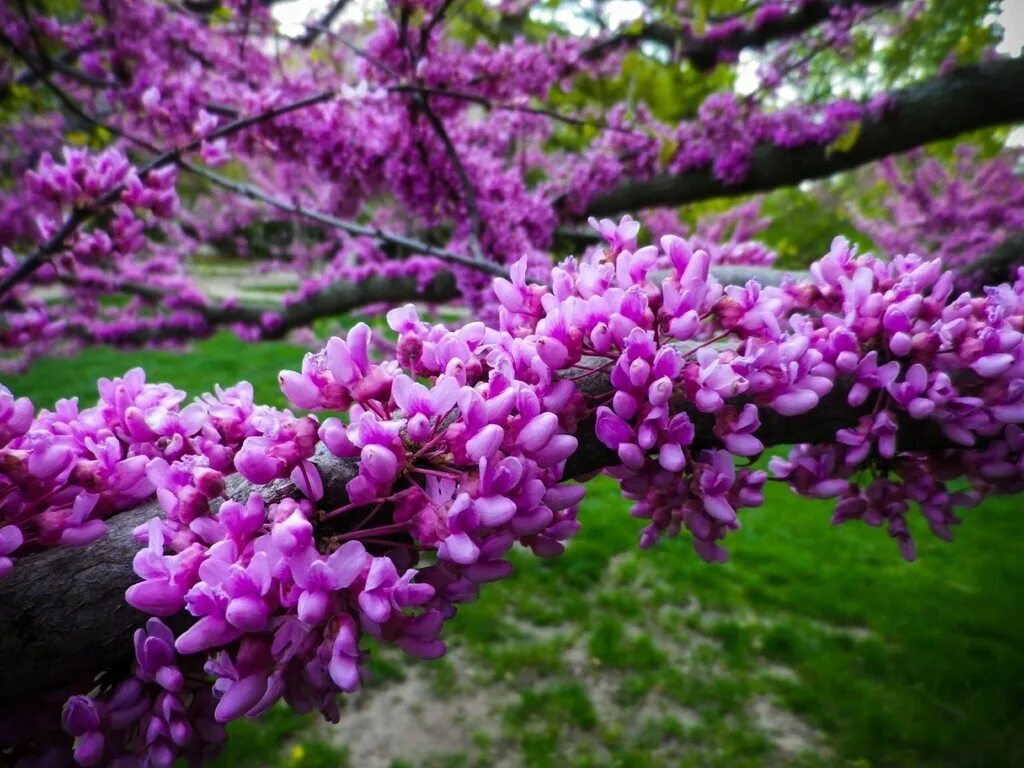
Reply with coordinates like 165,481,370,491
530,0,645,37
996,1,1024,146
272,0,380,37
996,0,1024,56
734,51,760,96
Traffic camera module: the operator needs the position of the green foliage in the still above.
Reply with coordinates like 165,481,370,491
208,706,349,768
3,332,305,410
878,0,1003,85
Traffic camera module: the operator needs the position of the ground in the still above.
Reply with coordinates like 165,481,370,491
8,332,1024,768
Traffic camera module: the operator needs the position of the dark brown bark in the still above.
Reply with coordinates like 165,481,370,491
585,56,1024,216
959,234,1024,286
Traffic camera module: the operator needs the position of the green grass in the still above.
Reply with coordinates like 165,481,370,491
204,706,350,768
5,331,305,409
9,335,1024,767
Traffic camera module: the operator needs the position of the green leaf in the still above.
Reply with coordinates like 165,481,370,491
826,119,862,156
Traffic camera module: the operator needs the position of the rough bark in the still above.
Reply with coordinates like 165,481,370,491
0,445,358,713
959,234,1024,286
585,56,1024,216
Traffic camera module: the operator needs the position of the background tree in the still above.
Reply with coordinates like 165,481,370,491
1,1,1023,766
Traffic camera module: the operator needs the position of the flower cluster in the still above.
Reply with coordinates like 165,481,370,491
770,239,1024,560
0,0,921,369
852,146,1024,288
32,293,587,763
0,371,264,571
1,145,190,370
26,147,178,239
6,214,1024,764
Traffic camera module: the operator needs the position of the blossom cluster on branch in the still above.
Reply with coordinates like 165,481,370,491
2,0,1016,369
851,146,1024,287
3,215,1024,763
0,0,1022,763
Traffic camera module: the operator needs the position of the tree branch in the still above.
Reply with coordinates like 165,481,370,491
292,0,351,47
59,270,461,345
584,56,1024,217
415,94,485,261
0,90,337,298
583,0,897,69
0,359,965,712
959,233,1024,285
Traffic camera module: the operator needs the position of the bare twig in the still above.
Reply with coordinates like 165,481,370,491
181,161,507,277
415,94,485,261
0,90,335,297
293,0,352,47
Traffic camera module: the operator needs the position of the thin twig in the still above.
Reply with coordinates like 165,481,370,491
415,94,485,261
299,21,401,78
181,161,507,277
0,90,335,297
293,0,353,47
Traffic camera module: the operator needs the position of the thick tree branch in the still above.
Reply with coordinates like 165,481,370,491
583,0,897,68
585,56,1024,217
0,358,964,712
250,271,460,338
60,270,461,345
959,233,1024,285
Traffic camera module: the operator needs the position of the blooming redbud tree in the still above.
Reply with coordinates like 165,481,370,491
0,0,1023,764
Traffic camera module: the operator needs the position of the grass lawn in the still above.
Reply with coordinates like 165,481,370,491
6,333,1024,768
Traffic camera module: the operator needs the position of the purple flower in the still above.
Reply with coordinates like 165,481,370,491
358,557,433,624
714,404,763,456
126,521,204,616
234,415,318,485
0,524,24,578
61,695,105,766
135,618,184,693
293,541,368,625
695,450,737,523
849,351,900,406
328,616,362,693
887,363,936,418
692,347,748,413
392,374,459,442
